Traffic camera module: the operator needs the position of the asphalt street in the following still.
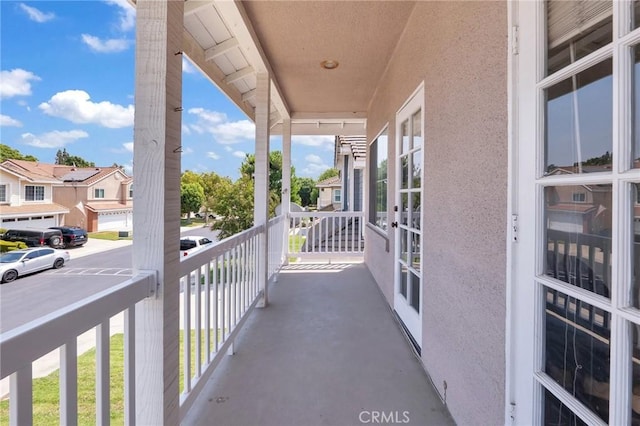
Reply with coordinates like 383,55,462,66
0,226,218,333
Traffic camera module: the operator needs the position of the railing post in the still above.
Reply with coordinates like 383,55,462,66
282,118,291,265
132,0,182,424
254,72,271,307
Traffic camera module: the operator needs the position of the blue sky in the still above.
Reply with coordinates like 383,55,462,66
0,0,336,180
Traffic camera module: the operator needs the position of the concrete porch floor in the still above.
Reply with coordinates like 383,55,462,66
182,263,454,426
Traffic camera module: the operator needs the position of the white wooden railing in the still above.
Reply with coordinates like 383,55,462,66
0,216,289,425
289,211,365,259
0,271,156,426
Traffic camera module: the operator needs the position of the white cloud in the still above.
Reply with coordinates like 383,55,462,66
182,124,191,135
0,114,22,127
183,147,194,155
183,58,197,74
292,135,334,151
207,152,220,160
18,3,55,23
81,34,130,53
39,90,134,128
0,69,40,99
187,108,255,144
224,146,233,152
123,142,134,152
233,151,247,159
21,130,89,149
122,161,133,175
300,153,332,177
103,0,136,32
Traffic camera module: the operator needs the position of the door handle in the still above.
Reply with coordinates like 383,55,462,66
391,221,398,228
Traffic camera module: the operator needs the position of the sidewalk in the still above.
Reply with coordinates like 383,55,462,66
68,237,132,260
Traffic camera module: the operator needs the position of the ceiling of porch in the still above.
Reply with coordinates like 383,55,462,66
181,0,417,135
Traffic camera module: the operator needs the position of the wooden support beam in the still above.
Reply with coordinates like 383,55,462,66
183,0,213,17
132,0,182,424
204,37,239,62
254,72,270,307
224,66,254,85
241,89,256,103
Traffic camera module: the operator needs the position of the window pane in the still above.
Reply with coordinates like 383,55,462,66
632,324,640,422
401,120,409,154
412,192,421,230
544,388,588,426
545,59,613,176
635,1,640,30
401,229,408,263
401,156,409,189
546,0,612,76
544,287,611,423
634,184,640,308
412,151,421,189
410,271,420,312
412,110,422,149
544,185,612,298
634,46,640,168
401,193,408,226
375,133,388,230
410,232,420,273
400,264,408,298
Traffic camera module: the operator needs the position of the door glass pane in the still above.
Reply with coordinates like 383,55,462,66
400,265,408,298
412,192,421,230
632,323,640,422
411,232,421,272
544,287,611,423
401,229,408,262
401,156,409,189
412,151,421,189
544,185,612,298
401,120,409,154
635,46,640,169
410,271,420,312
546,0,612,76
412,110,422,149
544,388,588,426
544,59,613,176
401,193,409,226
635,1,640,30
633,183,640,308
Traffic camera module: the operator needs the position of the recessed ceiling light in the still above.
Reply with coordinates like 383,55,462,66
321,60,339,70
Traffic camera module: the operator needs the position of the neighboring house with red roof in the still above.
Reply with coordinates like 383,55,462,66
0,159,133,232
0,160,70,229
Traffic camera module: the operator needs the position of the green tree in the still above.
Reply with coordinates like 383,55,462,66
207,177,255,239
181,182,205,217
295,177,316,207
239,151,301,205
55,148,95,167
317,168,339,182
0,144,38,162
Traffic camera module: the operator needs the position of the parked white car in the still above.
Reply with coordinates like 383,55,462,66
0,248,70,283
180,236,214,258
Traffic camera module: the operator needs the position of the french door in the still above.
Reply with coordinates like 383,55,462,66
394,85,424,350
513,1,640,424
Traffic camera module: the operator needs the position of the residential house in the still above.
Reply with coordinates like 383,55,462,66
335,135,366,211
315,174,341,210
0,160,69,228
51,165,133,232
4,2,640,426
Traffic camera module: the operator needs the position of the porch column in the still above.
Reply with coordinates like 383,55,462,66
254,72,270,307
348,153,355,212
281,118,291,263
132,0,183,424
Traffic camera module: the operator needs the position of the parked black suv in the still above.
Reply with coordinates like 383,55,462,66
1,228,64,248
49,226,89,248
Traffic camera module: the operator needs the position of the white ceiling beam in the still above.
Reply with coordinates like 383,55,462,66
291,112,367,120
184,0,214,17
224,66,254,85
241,89,256,103
214,0,290,119
204,38,239,62
271,122,367,136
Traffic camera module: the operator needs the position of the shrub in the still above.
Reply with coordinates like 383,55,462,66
0,240,28,253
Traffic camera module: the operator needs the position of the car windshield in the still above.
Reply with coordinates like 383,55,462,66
0,252,25,263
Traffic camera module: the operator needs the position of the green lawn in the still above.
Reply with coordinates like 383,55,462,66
288,234,306,262
0,330,218,425
88,231,132,241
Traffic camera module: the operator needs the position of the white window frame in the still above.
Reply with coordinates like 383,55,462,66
333,189,341,203
0,183,8,203
24,185,44,201
94,188,105,199
369,126,389,232
510,2,640,425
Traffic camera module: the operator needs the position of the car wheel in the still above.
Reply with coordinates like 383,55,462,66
2,270,18,283
49,236,62,247
53,258,65,269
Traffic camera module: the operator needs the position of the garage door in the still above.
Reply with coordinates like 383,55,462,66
97,212,129,231
2,216,56,229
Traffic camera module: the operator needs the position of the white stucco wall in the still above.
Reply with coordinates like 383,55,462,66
365,2,508,425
